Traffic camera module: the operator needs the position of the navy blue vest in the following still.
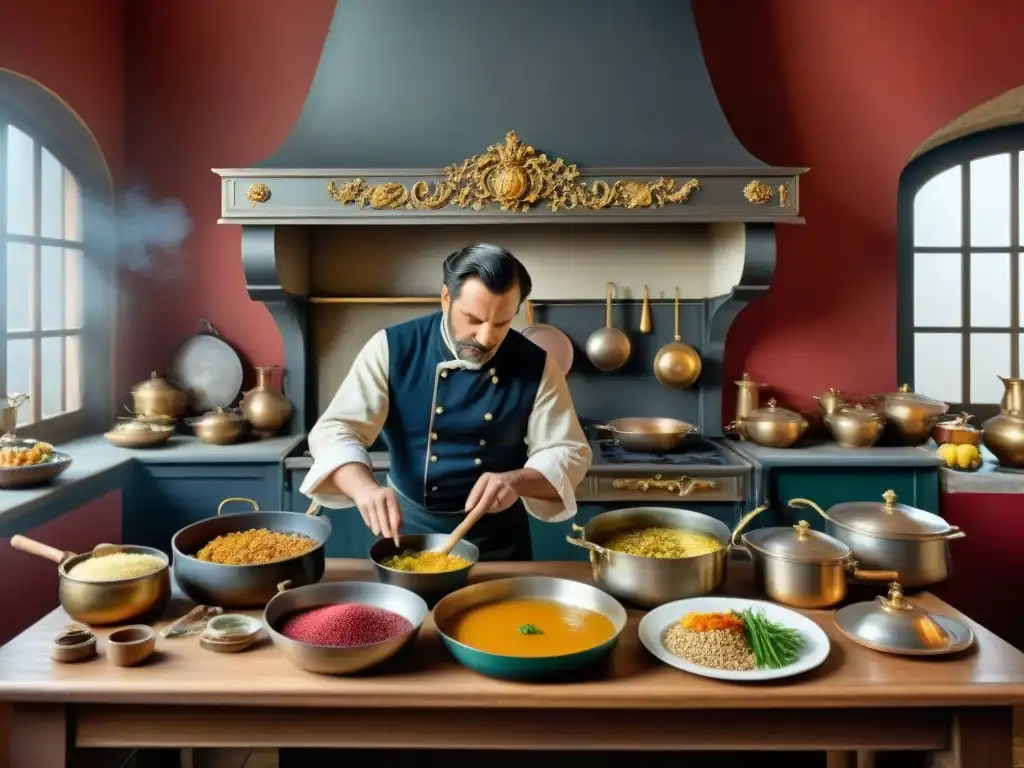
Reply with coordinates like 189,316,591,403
382,312,546,513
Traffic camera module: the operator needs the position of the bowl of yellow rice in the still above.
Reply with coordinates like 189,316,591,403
369,534,479,602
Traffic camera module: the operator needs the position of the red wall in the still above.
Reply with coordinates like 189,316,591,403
115,0,1024,412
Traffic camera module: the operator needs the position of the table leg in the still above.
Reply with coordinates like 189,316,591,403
928,707,1013,768
826,752,876,768
8,703,67,768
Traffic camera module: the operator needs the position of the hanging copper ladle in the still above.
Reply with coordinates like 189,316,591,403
653,287,702,389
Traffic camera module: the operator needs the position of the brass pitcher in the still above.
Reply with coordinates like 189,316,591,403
240,366,293,438
982,376,1024,468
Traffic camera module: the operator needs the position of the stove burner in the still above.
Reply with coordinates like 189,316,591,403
598,440,729,466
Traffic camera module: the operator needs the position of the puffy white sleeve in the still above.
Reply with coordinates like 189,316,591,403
521,355,593,523
300,330,390,509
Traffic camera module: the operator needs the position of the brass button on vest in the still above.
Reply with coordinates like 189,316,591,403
474,458,483,466
430,454,438,463
440,370,448,379
431,432,438,440
436,406,444,415
484,412,493,421
479,439,486,446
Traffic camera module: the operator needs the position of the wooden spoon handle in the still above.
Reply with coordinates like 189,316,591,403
437,504,490,556
10,535,69,564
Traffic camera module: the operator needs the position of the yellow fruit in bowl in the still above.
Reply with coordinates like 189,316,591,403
936,443,958,468
955,443,981,471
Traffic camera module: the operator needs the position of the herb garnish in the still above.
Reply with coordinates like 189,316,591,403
518,623,542,635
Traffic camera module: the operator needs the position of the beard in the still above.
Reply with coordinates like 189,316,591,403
446,311,495,363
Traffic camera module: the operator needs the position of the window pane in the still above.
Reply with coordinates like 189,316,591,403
64,170,81,242
64,249,83,328
6,125,34,236
5,241,32,332
914,165,961,247
40,246,63,331
40,337,62,418
914,332,962,402
914,252,961,326
40,147,63,239
970,252,1010,327
65,334,81,411
970,333,1010,404
6,338,31,426
970,153,1011,247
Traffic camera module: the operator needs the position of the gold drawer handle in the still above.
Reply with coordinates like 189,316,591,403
611,475,717,496
246,183,271,206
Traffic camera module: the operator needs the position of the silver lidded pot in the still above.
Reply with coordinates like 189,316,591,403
730,506,897,609
788,490,965,588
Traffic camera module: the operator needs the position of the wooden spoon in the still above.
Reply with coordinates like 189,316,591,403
11,536,120,567
433,504,490,557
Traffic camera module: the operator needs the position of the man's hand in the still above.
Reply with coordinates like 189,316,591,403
351,485,402,544
465,472,520,520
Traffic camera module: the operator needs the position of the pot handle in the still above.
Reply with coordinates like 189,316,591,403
217,497,259,516
944,528,966,540
276,579,294,593
787,497,833,524
849,566,900,582
10,534,70,565
304,500,322,517
730,504,769,546
565,524,608,558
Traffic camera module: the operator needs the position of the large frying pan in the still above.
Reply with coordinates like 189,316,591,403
521,300,574,376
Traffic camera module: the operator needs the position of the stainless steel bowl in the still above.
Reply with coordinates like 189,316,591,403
263,581,428,675
566,506,731,608
433,576,628,680
369,534,479,601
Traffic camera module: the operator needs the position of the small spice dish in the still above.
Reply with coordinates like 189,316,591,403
50,624,97,664
199,613,261,653
105,625,157,667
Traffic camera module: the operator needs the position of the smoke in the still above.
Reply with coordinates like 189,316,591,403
88,187,194,276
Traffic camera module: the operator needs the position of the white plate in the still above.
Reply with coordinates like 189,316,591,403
638,596,831,682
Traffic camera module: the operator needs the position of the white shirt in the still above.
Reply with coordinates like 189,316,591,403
300,314,593,523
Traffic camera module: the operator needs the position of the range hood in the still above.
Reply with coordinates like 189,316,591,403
214,0,806,436
214,0,806,225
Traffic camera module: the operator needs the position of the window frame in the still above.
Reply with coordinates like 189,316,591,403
897,124,1024,422
0,77,115,444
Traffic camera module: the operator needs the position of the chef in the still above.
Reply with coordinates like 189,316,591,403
301,243,592,560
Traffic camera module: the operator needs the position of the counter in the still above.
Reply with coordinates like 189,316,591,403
0,559,1020,766
726,439,943,468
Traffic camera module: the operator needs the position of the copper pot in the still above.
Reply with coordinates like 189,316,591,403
186,407,248,445
825,405,886,448
130,371,187,421
813,388,849,417
870,384,948,446
932,412,982,447
739,399,808,448
240,366,293,438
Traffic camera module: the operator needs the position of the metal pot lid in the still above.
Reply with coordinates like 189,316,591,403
826,490,955,539
935,411,981,434
746,398,805,425
879,384,947,409
743,520,850,563
833,583,974,655
831,404,881,423
189,407,245,426
132,371,182,396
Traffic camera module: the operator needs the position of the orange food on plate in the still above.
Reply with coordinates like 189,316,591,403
680,611,746,633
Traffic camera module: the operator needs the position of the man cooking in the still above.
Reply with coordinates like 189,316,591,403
301,243,592,561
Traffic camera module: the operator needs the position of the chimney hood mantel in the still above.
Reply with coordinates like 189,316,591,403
214,0,807,227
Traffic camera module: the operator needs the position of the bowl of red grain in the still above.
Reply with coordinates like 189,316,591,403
263,580,429,675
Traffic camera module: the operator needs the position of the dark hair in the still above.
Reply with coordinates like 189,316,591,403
442,243,532,303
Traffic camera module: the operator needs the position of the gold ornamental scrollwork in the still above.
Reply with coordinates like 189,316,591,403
743,180,773,205
325,131,700,213
245,183,271,206
778,183,789,208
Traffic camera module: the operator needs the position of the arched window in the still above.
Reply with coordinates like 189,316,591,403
898,125,1024,421
0,71,114,442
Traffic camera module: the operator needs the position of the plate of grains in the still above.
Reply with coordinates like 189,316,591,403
638,596,830,681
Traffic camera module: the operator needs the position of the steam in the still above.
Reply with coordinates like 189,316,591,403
88,187,194,276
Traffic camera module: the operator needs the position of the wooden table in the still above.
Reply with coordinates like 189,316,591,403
1,560,1022,767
